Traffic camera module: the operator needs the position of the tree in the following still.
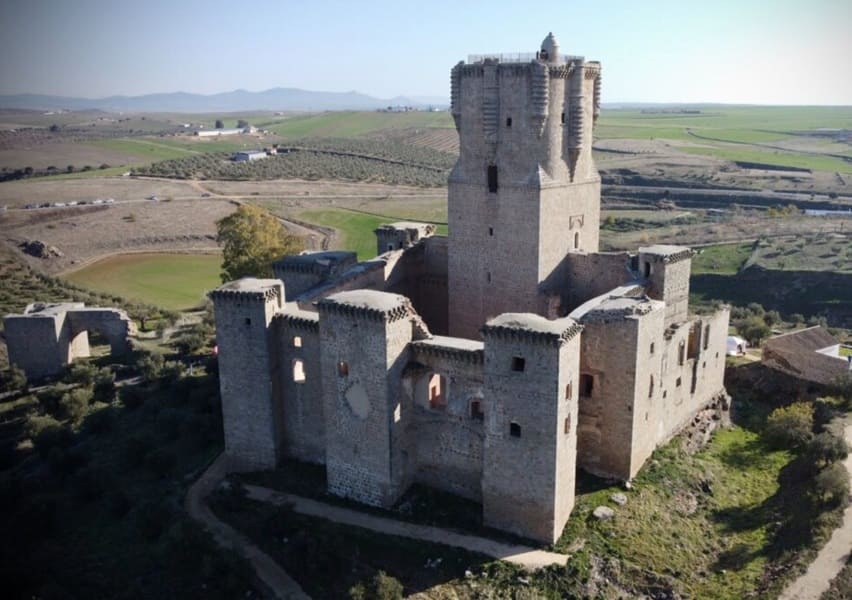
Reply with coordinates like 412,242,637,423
236,119,249,129
215,119,225,129
216,204,302,282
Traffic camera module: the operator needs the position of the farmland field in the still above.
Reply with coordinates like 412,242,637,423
268,110,452,138
64,252,221,309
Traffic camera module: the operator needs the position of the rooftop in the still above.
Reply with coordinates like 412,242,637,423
323,289,408,313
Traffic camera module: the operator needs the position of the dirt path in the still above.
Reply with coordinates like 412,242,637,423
243,484,569,570
780,420,852,600
185,455,309,600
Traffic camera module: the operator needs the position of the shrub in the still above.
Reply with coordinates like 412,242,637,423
349,571,404,600
65,361,98,387
26,415,72,456
805,432,849,469
92,368,116,403
59,388,93,424
133,500,173,541
737,315,771,346
145,449,176,477
763,402,814,449
136,352,165,381
813,462,850,506
120,385,146,410
0,365,28,393
124,435,152,467
84,406,114,435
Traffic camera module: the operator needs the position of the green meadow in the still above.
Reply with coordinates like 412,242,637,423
65,253,222,310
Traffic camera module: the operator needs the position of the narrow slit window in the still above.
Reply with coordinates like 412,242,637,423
574,232,580,249
644,262,651,278
511,356,525,372
649,375,654,398
678,341,686,365
564,416,571,434
561,112,565,124
650,342,655,354
506,117,512,127
292,359,306,383
489,227,493,236
470,399,484,420
703,324,711,350
487,165,498,193
565,382,572,400
510,422,521,437
486,271,491,283
580,373,594,397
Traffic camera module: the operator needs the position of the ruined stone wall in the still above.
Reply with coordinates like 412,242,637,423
481,321,581,543
407,341,485,501
320,297,414,507
3,313,68,379
657,309,730,443
67,308,135,356
576,316,644,480
212,285,285,469
275,312,325,464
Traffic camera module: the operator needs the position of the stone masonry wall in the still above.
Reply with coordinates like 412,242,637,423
407,341,485,500
3,313,68,379
276,313,325,463
481,323,581,544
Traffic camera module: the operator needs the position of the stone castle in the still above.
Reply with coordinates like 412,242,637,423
211,34,730,544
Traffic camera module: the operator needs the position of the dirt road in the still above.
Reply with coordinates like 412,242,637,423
780,419,852,600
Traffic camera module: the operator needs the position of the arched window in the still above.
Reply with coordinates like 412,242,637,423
292,359,306,383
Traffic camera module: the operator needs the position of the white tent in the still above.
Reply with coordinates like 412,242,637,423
727,335,748,356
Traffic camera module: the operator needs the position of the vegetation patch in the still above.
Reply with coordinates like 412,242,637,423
692,243,753,274
64,253,221,310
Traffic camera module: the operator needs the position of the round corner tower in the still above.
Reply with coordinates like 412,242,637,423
447,33,602,339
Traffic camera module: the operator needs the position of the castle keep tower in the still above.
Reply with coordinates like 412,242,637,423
448,33,602,339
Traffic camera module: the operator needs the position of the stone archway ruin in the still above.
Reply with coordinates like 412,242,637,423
3,302,137,379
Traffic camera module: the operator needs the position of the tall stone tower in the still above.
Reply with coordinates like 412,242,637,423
447,33,602,339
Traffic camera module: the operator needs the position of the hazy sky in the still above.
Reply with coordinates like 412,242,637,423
1,0,850,104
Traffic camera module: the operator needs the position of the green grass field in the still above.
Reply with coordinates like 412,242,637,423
64,253,221,310
298,208,447,260
269,110,453,138
692,243,753,274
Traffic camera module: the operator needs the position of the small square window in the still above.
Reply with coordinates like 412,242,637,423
510,422,521,437
676,377,682,387
293,336,302,348
511,356,525,372
338,361,349,377
244,317,251,326
649,342,655,354
470,400,484,420
506,117,512,127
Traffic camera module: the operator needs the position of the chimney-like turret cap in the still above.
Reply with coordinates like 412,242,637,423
541,32,560,62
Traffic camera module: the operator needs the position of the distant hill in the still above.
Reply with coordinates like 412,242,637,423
0,88,450,113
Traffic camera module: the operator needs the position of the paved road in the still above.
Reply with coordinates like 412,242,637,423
780,420,852,600
185,455,309,600
243,484,569,570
